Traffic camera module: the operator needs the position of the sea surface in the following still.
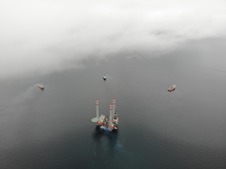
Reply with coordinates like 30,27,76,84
0,38,226,169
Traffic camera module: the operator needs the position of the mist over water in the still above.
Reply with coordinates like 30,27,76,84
1,0,226,78
0,38,226,168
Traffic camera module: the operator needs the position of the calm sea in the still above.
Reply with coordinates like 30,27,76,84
0,39,226,169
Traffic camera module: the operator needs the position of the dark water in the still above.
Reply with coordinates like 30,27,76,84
0,39,226,169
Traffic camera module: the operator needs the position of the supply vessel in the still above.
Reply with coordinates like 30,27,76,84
168,84,176,92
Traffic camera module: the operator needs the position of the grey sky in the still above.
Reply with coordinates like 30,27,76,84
1,0,226,78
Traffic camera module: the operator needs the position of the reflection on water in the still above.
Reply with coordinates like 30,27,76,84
90,126,121,168
92,126,119,156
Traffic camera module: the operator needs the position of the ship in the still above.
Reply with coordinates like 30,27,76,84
91,98,119,131
102,75,107,81
37,83,44,90
168,84,176,92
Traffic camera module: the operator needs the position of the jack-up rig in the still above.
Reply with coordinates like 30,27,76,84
91,98,119,131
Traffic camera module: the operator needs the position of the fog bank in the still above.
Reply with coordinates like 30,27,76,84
1,0,226,77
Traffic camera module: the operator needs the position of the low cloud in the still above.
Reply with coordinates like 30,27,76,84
1,0,226,78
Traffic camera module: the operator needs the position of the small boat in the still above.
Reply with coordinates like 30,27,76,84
102,75,107,81
37,83,44,90
168,84,176,92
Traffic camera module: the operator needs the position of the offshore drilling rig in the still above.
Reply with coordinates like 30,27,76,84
91,98,119,131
